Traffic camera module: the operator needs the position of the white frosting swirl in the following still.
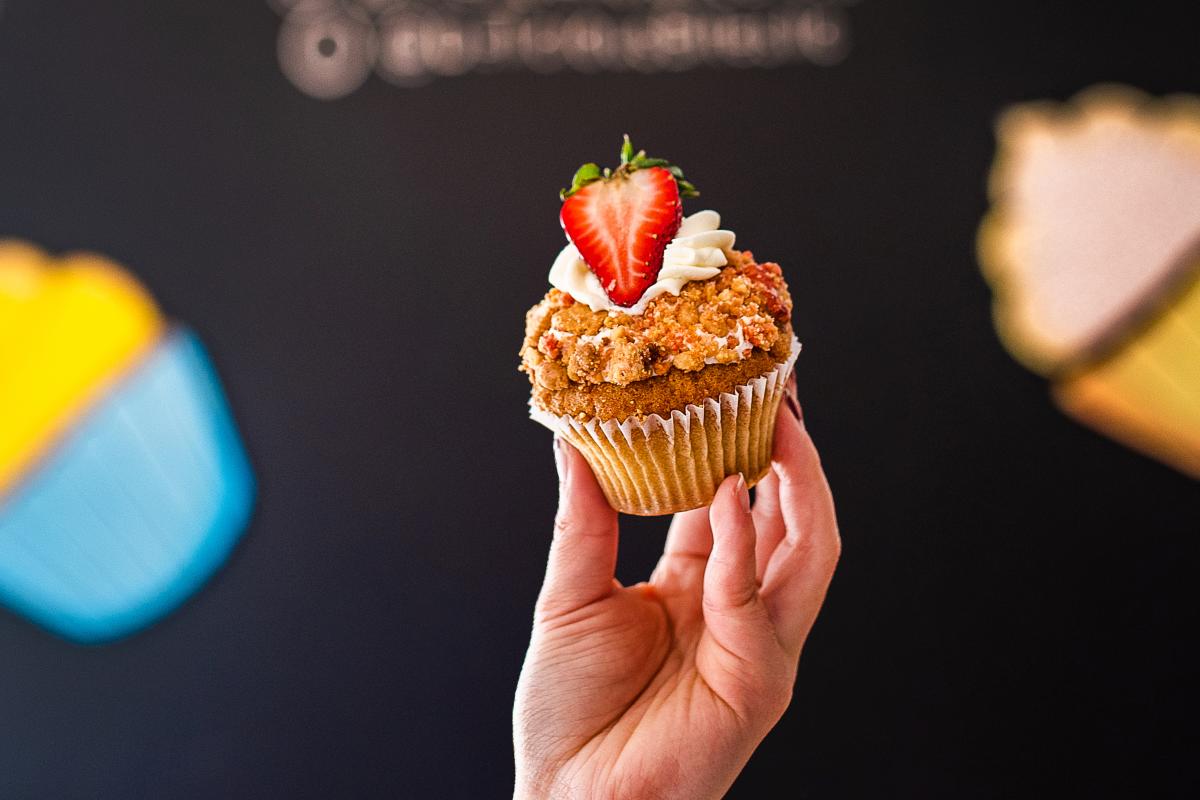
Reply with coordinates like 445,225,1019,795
549,209,735,314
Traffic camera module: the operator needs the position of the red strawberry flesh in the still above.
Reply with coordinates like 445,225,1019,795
560,166,682,307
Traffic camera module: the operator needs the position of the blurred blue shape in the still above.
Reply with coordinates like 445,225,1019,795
0,329,254,643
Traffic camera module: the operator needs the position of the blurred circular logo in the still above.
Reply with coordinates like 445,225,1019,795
276,1,379,100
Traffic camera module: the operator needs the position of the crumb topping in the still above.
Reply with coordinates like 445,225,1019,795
520,249,792,388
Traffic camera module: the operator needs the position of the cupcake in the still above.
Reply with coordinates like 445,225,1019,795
520,137,798,515
978,85,1200,478
0,241,255,642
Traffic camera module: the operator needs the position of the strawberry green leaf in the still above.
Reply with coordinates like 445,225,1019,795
560,136,700,199
573,162,601,186
620,134,634,165
559,162,602,199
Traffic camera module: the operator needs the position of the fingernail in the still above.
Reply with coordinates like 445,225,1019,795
785,391,803,424
553,436,569,483
735,473,750,513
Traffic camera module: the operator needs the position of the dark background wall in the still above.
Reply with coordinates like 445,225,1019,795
1,1,1196,797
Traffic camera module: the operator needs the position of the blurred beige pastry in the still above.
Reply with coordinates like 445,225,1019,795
979,85,1200,478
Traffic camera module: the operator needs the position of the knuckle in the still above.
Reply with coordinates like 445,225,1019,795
749,663,796,718
770,676,796,712
762,682,794,722
551,514,577,540
729,668,794,724
824,530,843,573
552,512,608,542
703,580,759,615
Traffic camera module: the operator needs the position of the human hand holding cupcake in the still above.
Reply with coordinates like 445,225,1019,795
515,398,839,799
520,137,800,515
514,140,838,795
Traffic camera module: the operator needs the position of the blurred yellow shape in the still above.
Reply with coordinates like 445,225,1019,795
1055,267,1200,478
0,241,164,494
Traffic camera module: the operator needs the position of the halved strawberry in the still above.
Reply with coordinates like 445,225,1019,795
559,137,699,308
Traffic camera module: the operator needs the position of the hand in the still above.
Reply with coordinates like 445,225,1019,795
513,389,840,800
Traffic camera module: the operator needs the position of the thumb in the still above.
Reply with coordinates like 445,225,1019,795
536,437,619,618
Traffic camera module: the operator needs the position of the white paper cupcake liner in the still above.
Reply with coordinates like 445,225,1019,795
531,338,800,515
